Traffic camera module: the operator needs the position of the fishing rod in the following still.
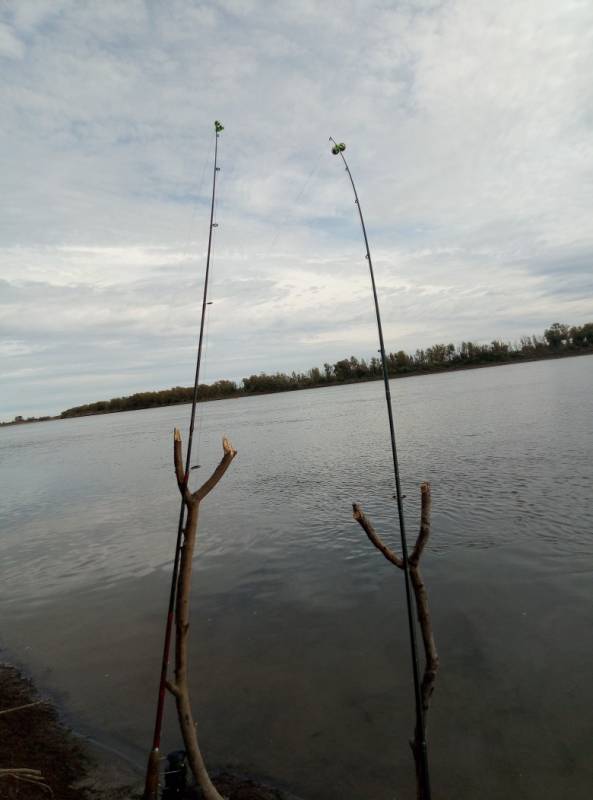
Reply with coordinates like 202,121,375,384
143,119,224,800
329,137,432,799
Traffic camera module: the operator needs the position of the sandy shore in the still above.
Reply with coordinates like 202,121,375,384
0,663,141,799
0,663,305,799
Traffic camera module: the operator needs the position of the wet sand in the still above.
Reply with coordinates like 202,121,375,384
0,664,305,800
0,663,139,799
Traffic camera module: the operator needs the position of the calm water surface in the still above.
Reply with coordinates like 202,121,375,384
1,356,592,799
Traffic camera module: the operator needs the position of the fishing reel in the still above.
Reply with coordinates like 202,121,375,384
331,142,346,155
162,750,187,798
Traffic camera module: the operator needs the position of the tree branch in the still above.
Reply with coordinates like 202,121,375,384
410,568,438,709
165,680,181,698
170,432,237,800
193,437,237,502
0,700,43,716
410,482,431,566
173,428,191,504
353,484,439,800
0,769,45,779
0,768,52,797
352,503,404,568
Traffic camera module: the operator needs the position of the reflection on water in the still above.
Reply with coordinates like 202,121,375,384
1,355,592,798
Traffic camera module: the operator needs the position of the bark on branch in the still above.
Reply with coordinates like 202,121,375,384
410,483,431,567
352,482,439,800
173,428,190,501
171,431,237,800
165,679,181,698
352,504,404,568
193,437,237,502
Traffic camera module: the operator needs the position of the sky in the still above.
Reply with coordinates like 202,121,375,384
1,0,592,420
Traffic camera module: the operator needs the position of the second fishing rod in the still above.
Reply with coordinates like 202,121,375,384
330,137,432,799
143,119,224,800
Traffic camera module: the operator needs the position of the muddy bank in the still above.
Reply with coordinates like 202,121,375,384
0,664,305,800
0,663,140,799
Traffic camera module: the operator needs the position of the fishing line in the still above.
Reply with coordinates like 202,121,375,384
329,137,432,800
176,153,209,302
72,731,144,775
248,25,375,266
259,152,324,260
192,164,221,465
183,154,209,246
192,272,212,464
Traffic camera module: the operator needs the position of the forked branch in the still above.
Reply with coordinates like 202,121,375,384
173,429,236,503
171,430,237,800
353,482,439,800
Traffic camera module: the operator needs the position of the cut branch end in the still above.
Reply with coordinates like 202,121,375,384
193,437,237,502
222,436,237,457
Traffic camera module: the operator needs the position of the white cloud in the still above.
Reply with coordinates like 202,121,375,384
0,21,24,59
1,0,592,419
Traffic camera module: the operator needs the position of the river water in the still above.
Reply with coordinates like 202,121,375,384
1,355,592,799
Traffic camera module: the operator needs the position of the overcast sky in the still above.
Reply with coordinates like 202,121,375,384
1,0,592,419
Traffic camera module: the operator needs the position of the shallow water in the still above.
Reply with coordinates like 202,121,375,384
1,355,592,798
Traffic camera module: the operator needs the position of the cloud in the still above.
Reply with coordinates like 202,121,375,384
1,0,592,419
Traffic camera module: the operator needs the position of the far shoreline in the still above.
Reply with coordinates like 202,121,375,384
2,348,592,427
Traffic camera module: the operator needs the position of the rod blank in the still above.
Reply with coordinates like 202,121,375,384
329,135,432,799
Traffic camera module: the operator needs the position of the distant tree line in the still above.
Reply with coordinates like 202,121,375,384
59,321,593,418
59,380,239,418
0,414,53,427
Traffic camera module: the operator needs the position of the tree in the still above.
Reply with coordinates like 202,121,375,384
580,322,593,345
308,366,322,384
425,344,448,365
490,340,510,358
544,322,569,349
414,349,427,367
387,350,411,373
333,358,353,381
519,336,534,353
569,326,585,346
369,356,382,375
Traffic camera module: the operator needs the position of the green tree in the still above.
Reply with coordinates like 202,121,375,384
544,322,569,349
333,358,353,381
581,322,593,345
308,367,322,384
